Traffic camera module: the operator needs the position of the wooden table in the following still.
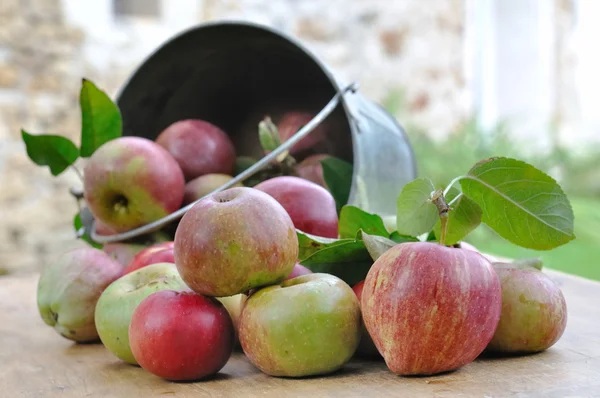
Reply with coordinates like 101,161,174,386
2,270,600,398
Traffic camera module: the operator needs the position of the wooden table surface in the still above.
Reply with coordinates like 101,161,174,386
2,270,600,398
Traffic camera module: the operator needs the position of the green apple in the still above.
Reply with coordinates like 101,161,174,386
95,262,190,364
216,294,247,345
238,273,361,377
37,248,123,342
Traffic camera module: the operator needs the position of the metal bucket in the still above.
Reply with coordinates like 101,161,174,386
91,21,416,243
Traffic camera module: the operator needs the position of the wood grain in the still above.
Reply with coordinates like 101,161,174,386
1,270,599,397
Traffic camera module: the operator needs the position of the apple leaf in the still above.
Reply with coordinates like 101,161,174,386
73,210,102,249
493,258,544,272
338,205,389,239
258,116,281,153
360,230,400,261
296,230,372,285
396,177,438,237
389,231,419,243
433,187,482,246
321,157,353,213
21,130,79,176
460,157,575,250
79,79,122,157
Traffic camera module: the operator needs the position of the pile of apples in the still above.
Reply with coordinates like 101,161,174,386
36,116,568,382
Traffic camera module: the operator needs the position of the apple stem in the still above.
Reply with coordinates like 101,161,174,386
430,189,450,246
70,165,84,182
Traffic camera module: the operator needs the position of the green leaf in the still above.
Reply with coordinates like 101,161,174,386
79,79,122,157
321,157,353,213
460,157,575,250
433,187,482,246
21,130,79,176
360,230,400,261
493,258,544,272
297,230,372,285
338,205,389,239
396,177,438,237
73,211,102,249
389,231,419,243
258,116,281,153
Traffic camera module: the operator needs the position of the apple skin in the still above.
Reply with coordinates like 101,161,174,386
174,187,298,297
239,273,361,377
486,263,567,354
351,280,381,358
83,136,185,232
295,154,329,188
156,119,236,180
362,242,502,376
216,294,247,345
122,241,175,275
129,290,234,380
286,263,312,280
183,174,243,206
37,248,123,342
254,176,339,238
95,263,190,364
103,242,147,267
277,111,327,155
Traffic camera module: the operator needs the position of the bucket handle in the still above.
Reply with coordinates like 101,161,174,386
88,81,359,244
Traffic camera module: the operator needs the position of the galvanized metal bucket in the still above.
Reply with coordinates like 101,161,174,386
90,21,416,244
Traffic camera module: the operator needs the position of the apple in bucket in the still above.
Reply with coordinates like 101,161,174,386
362,242,502,375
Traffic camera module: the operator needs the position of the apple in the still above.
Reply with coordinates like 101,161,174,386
103,242,147,267
37,248,123,342
351,280,380,358
83,136,185,232
129,290,234,380
459,241,501,263
486,262,567,354
155,119,236,180
95,262,190,364
122,241,175,275
295,154,330,188
216,294,247,338
238,273,361,377
254,176,338,238
277,111,327,154
362,242,502,376
183,174,242,206
286,263,312,280
174,187,298,297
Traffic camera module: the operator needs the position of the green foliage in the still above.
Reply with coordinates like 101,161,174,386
395,178,438,236
433,187,482,246
79,79,122,157
21,130,79,176
338,205,388,239
321,157,353,213
461,157,575,250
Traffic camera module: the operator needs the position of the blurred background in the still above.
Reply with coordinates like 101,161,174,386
1,0,598,279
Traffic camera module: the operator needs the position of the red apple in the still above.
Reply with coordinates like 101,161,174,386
174,187,298,297
352,280,380,358
129,290,234,380
183,174,243,206
254,176,338,238
83,137,185,232
362,242,502,376
486,262,567,354
296,154,330,188
286,263,312,280
123,242,175,275
277,111,327,154
156,119,236,180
